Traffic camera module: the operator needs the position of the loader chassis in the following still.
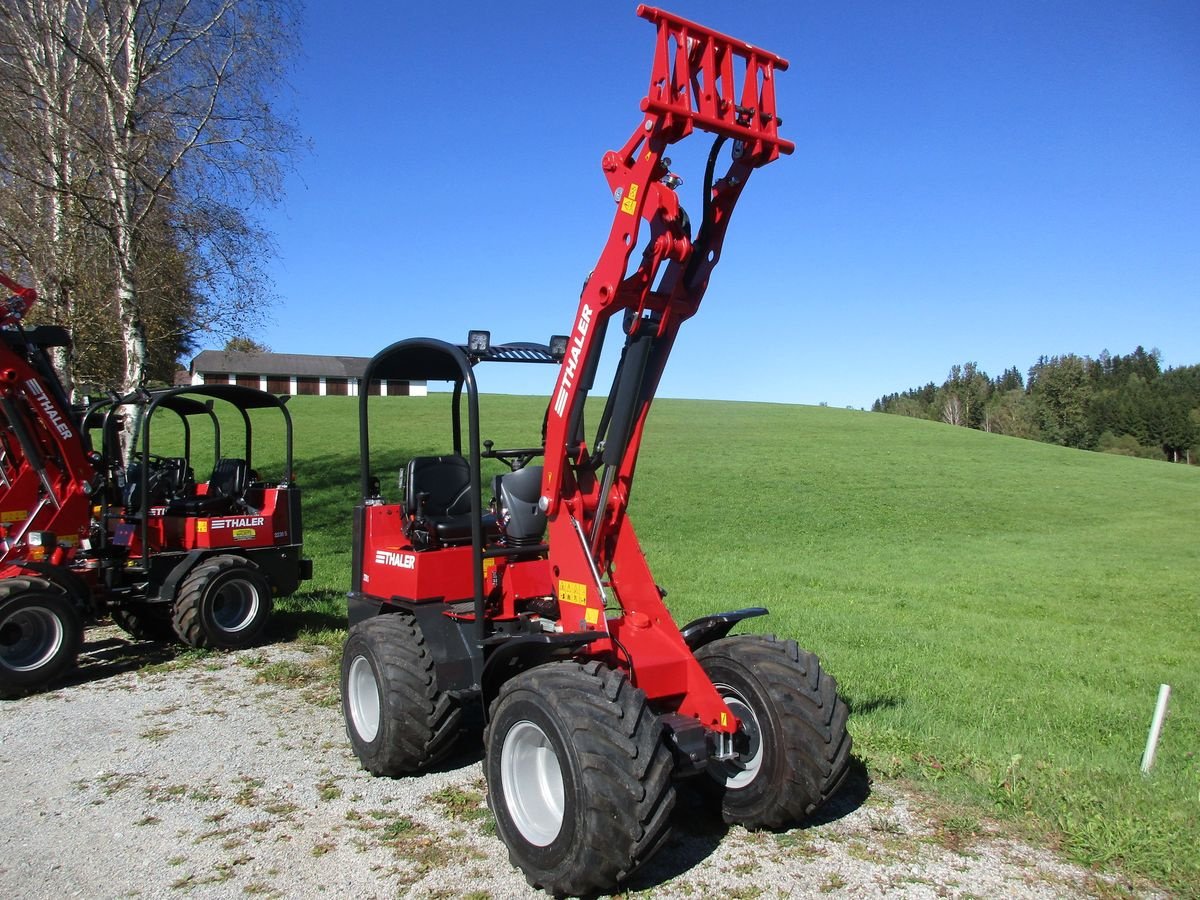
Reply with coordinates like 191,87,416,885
341,7,852,895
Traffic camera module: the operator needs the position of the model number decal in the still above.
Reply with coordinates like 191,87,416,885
374,550,416,569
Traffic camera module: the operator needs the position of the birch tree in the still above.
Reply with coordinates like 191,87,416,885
0,0,94,395
0,0,299,395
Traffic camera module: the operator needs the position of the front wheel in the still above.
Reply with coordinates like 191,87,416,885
695,634,851,828
341,613,462,776
172,555,272,649
0,577,84,699
485,660,676,896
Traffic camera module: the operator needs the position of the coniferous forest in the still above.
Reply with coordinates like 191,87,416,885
872,347,1199,464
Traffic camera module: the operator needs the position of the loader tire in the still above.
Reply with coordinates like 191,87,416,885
485,660,676,896
695,634,851,829
172,555,272,649
341,613,462,776
112,605,178,644
0,577,83,699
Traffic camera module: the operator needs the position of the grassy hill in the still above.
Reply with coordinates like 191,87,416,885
269,393,1197,893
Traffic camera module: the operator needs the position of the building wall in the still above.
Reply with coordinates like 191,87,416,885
191,369,426,397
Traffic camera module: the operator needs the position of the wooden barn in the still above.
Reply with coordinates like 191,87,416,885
187,350,427,397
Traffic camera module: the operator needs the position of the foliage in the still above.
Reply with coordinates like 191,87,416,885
275,393,1198,894
0,0,302,394
224,336,270,354
873,347,1199,463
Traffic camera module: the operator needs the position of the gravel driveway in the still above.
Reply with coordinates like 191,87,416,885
0,631,1143,899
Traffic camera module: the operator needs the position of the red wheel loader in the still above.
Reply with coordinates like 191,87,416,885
341,7,852,894
0,275,311,698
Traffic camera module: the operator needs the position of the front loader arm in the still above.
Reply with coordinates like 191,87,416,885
538,7,792,728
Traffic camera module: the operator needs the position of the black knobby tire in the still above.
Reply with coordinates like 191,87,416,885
0,577,84,700
111,605,178,644
172,555,273,649
484,660,676,896
340,613,463,776
695,634,851,829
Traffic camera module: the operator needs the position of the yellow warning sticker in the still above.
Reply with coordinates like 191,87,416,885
559,580,588,605
584,607,600,626
197,521,208,533
232,528,256,541
620,182,639,216
720,711,728,727
1,510,24,523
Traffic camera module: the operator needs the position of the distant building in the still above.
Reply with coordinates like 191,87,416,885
188,350,427,397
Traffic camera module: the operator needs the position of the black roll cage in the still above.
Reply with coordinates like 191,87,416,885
89,384,294,558
358,337,561,643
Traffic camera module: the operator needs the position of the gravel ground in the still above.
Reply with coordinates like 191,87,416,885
0,631,1151,899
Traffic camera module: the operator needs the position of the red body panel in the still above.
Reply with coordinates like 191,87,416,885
359,504,476,604
161,490,295,552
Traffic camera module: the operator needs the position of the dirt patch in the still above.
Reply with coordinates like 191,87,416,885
0,634,1147,898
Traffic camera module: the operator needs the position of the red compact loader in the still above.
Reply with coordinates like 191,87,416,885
0,278,311,698
340,6,851,894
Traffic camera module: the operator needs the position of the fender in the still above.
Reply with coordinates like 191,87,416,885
678,607,768,651
154,549,210,604
9,561,94,615
480,631,605,716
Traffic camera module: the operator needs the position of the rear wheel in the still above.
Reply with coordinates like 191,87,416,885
341,613,462,775
0,577,83,699
695,634,851,828
172,555,272,649
111,605,178,643
485,660,675,896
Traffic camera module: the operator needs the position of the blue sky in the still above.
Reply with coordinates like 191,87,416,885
253,1,1199,409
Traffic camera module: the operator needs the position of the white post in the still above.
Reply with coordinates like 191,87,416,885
1140,684,1171,774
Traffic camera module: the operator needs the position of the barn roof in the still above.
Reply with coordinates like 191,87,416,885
191,350,378,379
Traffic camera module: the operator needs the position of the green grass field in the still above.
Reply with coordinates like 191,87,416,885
262,393,1197,893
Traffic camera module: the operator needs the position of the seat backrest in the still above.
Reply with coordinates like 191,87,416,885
404,455,471,518
160,457,191,496
493,465,546,543
207,457,248,500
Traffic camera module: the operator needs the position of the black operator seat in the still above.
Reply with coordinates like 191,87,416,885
166,457,248,516
404,455,476,545
121,456,190,512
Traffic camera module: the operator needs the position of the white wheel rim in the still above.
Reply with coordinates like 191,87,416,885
501,719,564,846
711,682,764,789
0,605,64,672
211,579,260,632
347,655,380,742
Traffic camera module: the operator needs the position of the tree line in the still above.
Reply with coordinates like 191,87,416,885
0,0,300,397
872,346,1200,463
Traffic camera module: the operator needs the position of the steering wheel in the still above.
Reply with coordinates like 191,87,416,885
482,440,543,472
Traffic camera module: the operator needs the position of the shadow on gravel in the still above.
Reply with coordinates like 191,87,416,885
52,630,184,692
627,754,872,892
24,588,345,700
